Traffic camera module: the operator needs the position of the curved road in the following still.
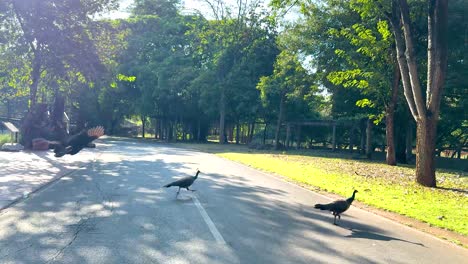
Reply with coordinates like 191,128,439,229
0,138,467,263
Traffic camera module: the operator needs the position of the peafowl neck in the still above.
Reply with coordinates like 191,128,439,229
193,170,200,179
347,190,357,204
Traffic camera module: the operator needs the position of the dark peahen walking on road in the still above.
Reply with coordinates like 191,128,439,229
314,190,358,225
51,126,105,157
164,170,201,196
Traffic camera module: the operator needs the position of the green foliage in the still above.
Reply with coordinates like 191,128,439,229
327,69,370,89
117,74,136,82
11,0,117,81
356,98,374,108
257,49,320,122
0,4,30,104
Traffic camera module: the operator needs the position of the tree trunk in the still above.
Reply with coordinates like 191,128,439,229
219,87,226,144
159,119,163,139
332,124,336,151
248,122,255,143
6,100,11,118
415,118,437,187
349,125,356,153
274,95,285,150
360,119,366,154
228,124,234,142
385,112,396,165
154,119,158,139
141,115,146,138
170,121,175,141
242,124,247,143
235,121,240,144
455,137,467,159
296,125,301,150
406,119,413,162
30,54,41,107
386,63,400,165
251,123,255,143
285,124,291,149
21,103,48,149
51,94,67,142
263,123,268,145
197,119,201,141
366,118,373,159
389,0,448,187
163,119,167,140
160,119,164,140
166,120,170,140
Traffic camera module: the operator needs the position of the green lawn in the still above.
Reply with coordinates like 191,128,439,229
177,142,468,240
0,134,11,145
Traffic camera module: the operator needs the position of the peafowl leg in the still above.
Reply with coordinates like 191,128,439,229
176,187,181,196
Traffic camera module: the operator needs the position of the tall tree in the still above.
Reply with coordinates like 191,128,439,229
257,50,316,149
120,0,206,140
199,0,270,144
326,16,401,164
347,0,450,186
8,0,117,107
3,0,118,147
388,0,448,187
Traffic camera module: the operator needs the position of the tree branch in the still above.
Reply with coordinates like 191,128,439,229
426,0,448,117
390,0,418,121
398,0,427,120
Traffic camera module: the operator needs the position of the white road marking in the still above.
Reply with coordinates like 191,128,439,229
193,195,226,245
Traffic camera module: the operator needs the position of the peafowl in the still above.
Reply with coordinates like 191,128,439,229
51,126,104,157
164,170,200,196
314,190,358,225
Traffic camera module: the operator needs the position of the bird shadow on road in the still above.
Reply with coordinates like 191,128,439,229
174,195,194,203
300,201,426,248
344,228,426,247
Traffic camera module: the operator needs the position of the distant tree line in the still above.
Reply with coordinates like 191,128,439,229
0,0,466,187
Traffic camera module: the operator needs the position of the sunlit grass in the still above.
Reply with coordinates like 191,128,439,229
178,143,468,237
0,134,11,145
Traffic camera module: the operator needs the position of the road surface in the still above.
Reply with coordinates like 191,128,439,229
0,138,467,263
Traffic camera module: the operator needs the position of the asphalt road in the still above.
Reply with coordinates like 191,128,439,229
0,138,467,263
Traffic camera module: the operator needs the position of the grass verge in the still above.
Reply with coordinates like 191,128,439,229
177,142,468,243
